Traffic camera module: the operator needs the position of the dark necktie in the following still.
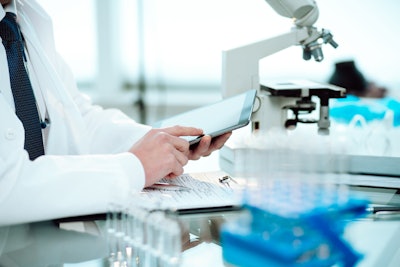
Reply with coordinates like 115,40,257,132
0,12,44,160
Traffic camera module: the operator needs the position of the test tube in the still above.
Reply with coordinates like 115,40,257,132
162,218,182,267
145,211,165,267
106,203,125,266
132,208,148,267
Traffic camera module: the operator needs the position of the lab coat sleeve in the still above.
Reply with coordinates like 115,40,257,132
0,152,145,226
52,52,151,154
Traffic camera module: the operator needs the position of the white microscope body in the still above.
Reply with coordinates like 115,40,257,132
222,0,345,134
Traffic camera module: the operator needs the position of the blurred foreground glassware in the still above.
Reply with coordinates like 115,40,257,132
106,200,182,267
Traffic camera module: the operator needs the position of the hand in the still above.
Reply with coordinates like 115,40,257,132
129,126,203,187
188,132,232,160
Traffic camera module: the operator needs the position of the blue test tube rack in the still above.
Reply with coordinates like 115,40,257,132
221,183,369,267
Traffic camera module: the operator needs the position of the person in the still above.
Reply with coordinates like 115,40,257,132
328,60,400,126
328,60,387,98
0,0,231,225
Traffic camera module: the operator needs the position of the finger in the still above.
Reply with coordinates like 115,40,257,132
170,135,190,153
156,131,190,153
165,164,184,179
165,173,178,179
172,148,189,167
210,132,232,150
165,145,187,174
161,151,185,179
189,132,232,160
190,135,212,160
162,125,203,137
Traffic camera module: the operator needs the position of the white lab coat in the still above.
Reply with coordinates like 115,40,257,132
0,1,151,225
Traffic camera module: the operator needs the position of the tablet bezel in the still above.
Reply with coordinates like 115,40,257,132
152,89,256,145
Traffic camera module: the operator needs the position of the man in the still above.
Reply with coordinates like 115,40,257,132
0,0,230,225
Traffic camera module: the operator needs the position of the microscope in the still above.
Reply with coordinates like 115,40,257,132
222,0,346,135
219,0,347,175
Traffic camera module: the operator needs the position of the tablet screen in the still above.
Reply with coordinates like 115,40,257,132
153,89,256,144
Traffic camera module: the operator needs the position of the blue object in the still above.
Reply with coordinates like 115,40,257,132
221,184,369,267
330,95,400,127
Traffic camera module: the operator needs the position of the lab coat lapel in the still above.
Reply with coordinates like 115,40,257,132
16,0,89,155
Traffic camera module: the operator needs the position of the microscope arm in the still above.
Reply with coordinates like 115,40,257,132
222,27,310,98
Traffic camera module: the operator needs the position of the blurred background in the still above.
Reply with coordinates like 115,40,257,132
36,0,400,124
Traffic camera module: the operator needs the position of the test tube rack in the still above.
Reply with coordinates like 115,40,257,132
221,182,369,267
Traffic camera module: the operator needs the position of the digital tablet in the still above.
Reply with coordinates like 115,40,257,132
152,89,257,146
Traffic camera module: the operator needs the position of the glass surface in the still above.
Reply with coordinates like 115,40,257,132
1,206,400,267
0,211,240,267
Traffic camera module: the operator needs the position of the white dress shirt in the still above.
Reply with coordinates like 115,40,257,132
0,0,151,225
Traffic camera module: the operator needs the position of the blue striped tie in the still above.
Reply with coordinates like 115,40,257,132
0,12,44,160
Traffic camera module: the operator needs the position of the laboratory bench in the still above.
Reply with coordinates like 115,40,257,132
0,209,399,267
1,153,400,267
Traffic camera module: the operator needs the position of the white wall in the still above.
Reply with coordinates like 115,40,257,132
37,0,400,96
